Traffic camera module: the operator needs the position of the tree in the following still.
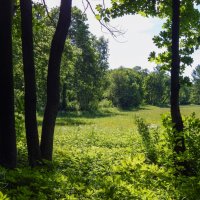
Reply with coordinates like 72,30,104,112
20,0,41,166
191,65,200,104
108,67,142,109
69,7,109,110
144,69,170,105
179,83,191,105
0,0,17,168
59,39,81,111
170,0,186,157
40,0,72,160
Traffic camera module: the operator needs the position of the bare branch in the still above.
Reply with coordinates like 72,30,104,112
84,0,125,39
102,0,106,10
82,0,89,14
41,0,57,27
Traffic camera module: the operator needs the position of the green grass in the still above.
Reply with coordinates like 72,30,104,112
1,105,200,199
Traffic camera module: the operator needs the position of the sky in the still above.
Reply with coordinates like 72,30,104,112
36,0,200,77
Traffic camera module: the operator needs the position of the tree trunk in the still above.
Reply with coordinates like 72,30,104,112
0,0,17,168
171,0,185,153
171,0,189,174
40,0,72,160
20,0,41,166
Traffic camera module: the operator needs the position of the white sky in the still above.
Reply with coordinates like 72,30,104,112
37,0,200,76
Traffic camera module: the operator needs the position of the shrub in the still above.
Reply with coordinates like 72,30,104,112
135,117,157,163
98,99,114,108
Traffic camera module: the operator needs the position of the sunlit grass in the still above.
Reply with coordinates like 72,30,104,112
4,105,200,199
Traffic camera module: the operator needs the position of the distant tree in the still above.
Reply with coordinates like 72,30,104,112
108,67,142,109
70,7,109,110
0,0,17,168
144,69,170,106
179,84,191,105
59,39,81,111
191,65,200,104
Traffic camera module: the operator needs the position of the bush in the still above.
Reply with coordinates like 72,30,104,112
98,99,114,108
184,113,200,173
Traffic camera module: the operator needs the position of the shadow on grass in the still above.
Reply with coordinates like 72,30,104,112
117,106,151,113
37,117,92,126
57,109,121,119
157,104,170,108
37,109,122,127
56,118,92,126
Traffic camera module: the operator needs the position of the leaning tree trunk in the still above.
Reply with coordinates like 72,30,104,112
0,0,17,168
20,0,41,166
171,0,188,174
40,0,72,160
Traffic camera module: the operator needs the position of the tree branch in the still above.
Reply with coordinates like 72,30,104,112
84,0,125,39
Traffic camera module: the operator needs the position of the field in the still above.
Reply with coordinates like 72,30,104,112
1,105,200,200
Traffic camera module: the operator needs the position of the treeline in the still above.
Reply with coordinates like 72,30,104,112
13,5,200,113
105,65,200,109
13,5,109,113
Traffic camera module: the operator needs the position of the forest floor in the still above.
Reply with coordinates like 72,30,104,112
1,105,200,200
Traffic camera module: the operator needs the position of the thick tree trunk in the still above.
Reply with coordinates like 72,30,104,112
40,0,72,160
0,0,17,168
20,0,41,166
171,0,185,153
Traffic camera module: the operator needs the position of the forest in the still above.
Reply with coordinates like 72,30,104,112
1,0,200,199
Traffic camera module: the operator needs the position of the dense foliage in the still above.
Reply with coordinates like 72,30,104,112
107,68,143,109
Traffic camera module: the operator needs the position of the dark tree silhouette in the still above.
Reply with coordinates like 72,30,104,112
171,0,185,153
0,0,17,168
20,0,41,166
40,0,72,160
170,0,190,175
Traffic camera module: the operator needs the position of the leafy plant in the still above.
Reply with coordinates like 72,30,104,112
135,116,157,163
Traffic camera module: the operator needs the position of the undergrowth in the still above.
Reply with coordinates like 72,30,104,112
1,107,200,199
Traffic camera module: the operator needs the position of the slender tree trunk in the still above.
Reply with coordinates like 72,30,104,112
0,0,17,168
40,0,72,160
171,0,189,174
20,0,41,166
171,0,185,153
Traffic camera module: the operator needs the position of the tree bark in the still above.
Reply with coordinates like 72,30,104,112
40,0,72,160
171,0,190,175
171,0,185,153
0,0,17,168
20,0,41,166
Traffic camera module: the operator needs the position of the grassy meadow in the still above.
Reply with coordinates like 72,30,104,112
1,105,200,200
